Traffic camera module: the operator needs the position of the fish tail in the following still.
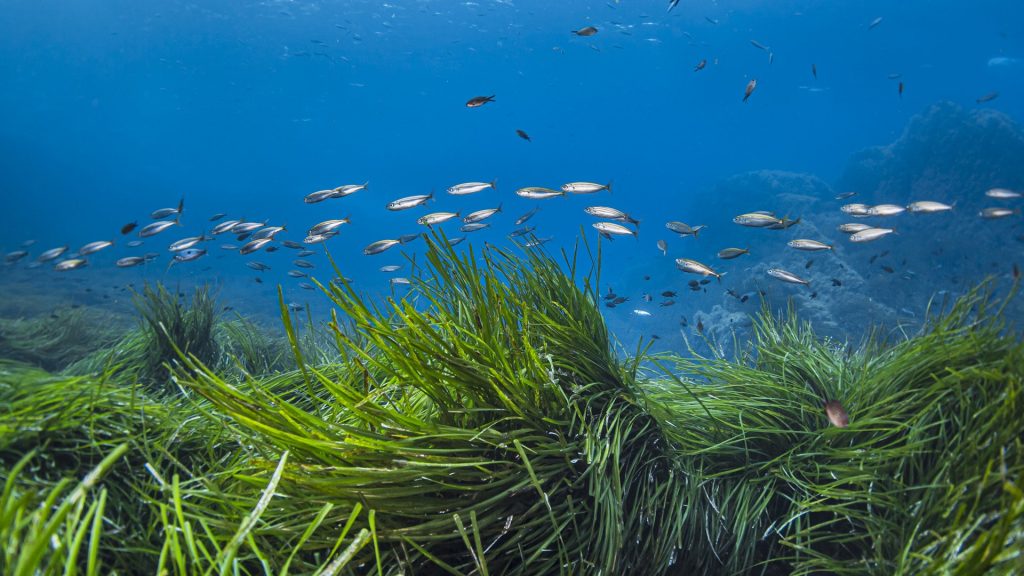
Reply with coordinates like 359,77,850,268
606,180,613,194
497,202,503,213
490,179,498,191
177,196,185,214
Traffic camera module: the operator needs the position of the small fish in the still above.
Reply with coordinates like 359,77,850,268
139,218,181,238
398,234,421,244
297,250,315,257
211,220,242,235
308,218,351,235
391,277,412,286
694,59,706,72
562,181,612,194
121,222,138,235
696,319,704,334
985,188,1021,199
979,207,1021,219
305,189,336,204
253,226,287,240
246,261,271,271
126,240,144,247
387,193,433,211
220,244,238,250
881,265,895,273
659,300,675,307
516,187,564,200
717,247,749,259
379,265,402,272
733,212,781,227
767,268,810,286
835,191,857,200
812,63,817,79
750,40,770,52
4,250,28,263
209,213,226,221
824,400,849,428
449,236,468,246
516,129,531,142
282,240,304,249
850,227,895,243
593,221,637,237
662,291,677,297
448,181,497,195
832,278,842,286
840,203,872,216
298,282,315,291
171,248,206,265
976,92,999,104
465,95,496,108
78,240,114,255
898,81,904,98
787,239,833,251
169,236,204,252
907,201,953,213
572,26,598,37
668,0,680,12
675,258,721,280
657,239,668,255
585,206,639,225
417,212,460,226
461,223,491,232
766,217,801,230
464,204,503,223
666,221,701,237
116,256,146,268
805,260,814,269
743,79,757,102
867,204,906,216
364,239,401,255
54,258,87,271
293,259,315,269
287,270,308,278
240,238,273,255
331,182,369,198
288,302,305,311
704,16,718,25
37,246,69,262
515,205,541,225
633,309,652,317
868,17,883,29
151,197,184,219
232,221,267,234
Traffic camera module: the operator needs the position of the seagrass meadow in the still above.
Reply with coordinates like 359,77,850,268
0,237,1022,575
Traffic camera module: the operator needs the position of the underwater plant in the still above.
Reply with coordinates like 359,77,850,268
0,307,123,372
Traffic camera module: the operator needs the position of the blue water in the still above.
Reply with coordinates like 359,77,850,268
2,0,1023,347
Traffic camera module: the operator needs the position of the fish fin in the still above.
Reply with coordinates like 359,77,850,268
490,179,498,191
363,181,369,189
497,202,503,213
177,196,185,214
606,180,613,194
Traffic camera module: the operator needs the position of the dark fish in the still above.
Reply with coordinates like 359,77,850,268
661,291,677,297
659,300,675,307
811,63,817,79
209,213,226,221
516,129,531,142
810,291,818,299
1014,264,1020,280
740,295,749,303
832,278,842,287
881,265,895,273
668,0,680,12
465,95,495,108
572,26,598,37
743,79,757,102
612,296,628,305
898,81,904,98
805,259,813,269
694,59,706,71
704,16,718,25
976,92,999,104
835,191,858,200
605,302,617,308
825,400,849,428
680,316,688,327
121,222,138,235
696,320,704,334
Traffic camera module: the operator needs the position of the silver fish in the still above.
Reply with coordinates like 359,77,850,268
516,187,564,200
305,190,337,204
282,240,305,249
240,238,273,255
116,256,146,267
398,234,421,244
139,219,181,238
390,277,412,286
303,233,333,244
584,206,639,225
37,246,69,262
867,204,906,216
979,207,1021,219
417,212,460,226
171,248,206,264
593,222,637,237
54,258,87,271
297,250,315,257
232,221,267,234
835,191,858,200
657,239,667,255
675,258,721,279
246,261,271,271
387,193,433,211
379,265,402,272
126,240,144,247
151,198,184,219
666,221,701,236
849,227,895,242
632,309,652,317
293,259,315,268
522,236,552,248
787,239,833,251
840,203,872,216
733,213,782,227
767,268,809,285
220,244,239,250
364,239,401,255
463,204,502,223
447,180,496,195
460,223,491,232
4,250,29,263
169,236,204,252
288,270,308,278
252,226,287,240
837,223,872,233
561,181,612,194
330,182,368,198
78,240,114,255
907,201,953,213
985,188,1022,199
211,220,242,235
449,236,467,246
508,226,536,238
298,282,316,290
515,205,541,225
308,218,350,236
